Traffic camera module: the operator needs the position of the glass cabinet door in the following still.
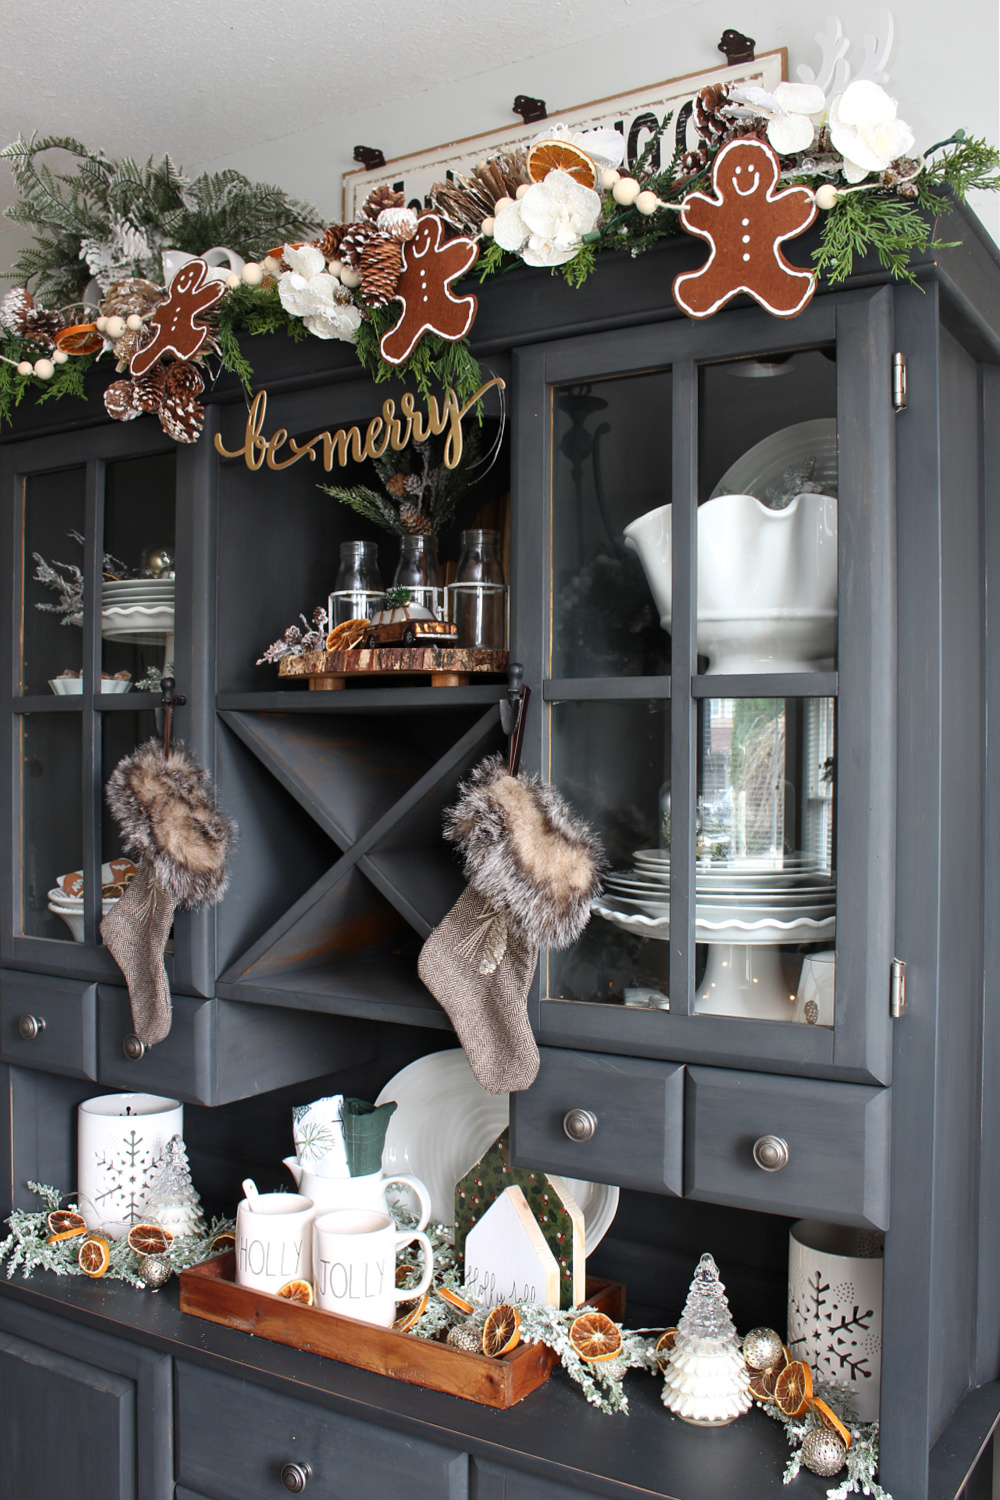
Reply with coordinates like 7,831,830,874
521,290,895,1082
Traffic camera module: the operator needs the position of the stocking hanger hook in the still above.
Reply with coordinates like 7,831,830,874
500,663,530,778
158,676,187,756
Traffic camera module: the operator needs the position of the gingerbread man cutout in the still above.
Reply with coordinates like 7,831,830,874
380,214,478,365
131,258,225,376
673,139,817,320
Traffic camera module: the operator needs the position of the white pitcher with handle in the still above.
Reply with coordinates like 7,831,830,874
283,1158,432,1230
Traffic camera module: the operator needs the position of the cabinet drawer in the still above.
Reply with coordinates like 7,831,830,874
685,1066,890,1230
511,1047,684,1195
97,987,376,1105
175,1361,468,1500
0,971,97,1078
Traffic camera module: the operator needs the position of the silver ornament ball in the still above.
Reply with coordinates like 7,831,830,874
137,1253,173,1291
801,1426,848,1477
742,1326,784,1370
446,1322,482,1354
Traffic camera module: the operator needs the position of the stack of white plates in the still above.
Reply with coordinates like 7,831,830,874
102,578,175,640
594,848,835,944
47,860,137,942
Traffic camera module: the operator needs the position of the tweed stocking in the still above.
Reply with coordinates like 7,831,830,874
418,885,539,1094
100,856,177,1045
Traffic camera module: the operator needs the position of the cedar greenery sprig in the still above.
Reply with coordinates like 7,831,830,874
0,341,97,428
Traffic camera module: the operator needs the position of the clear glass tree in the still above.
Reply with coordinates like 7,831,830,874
662,1252,752,1426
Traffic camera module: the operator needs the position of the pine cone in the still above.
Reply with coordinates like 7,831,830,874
360,237,403,307
318,225,346,260
133,366,167,414
339,221,379,270
101,278,163,319
361,185,405,223
428,175,496,236
112,328,147,371
385,472,408,497
163,360,205,400
0,287,33,335
104,380,142,422
474,148,530,201
159,393,205,444
22,309,65,347
399,500,434,535
695,84,731,144
376,207,418,243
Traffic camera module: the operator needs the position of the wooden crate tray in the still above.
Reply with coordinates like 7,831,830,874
278,646,508,690
179,1252,624,1408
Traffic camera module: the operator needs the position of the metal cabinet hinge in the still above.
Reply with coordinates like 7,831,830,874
892,353,908,412
890,957,907,1018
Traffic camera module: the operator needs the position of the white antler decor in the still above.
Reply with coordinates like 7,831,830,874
796,11,895,96
852,9,895,85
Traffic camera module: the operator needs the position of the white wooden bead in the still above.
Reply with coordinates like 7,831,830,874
327,259,344,278
33,358,55,380
515,183,530,200
241,262,264,286
493,197,515,214
52,349,69,364
600,169,621,191
262,256,282,274
125,314,143,331
105,316,126,340
16,361,33,376
635,191,660,216
481,217,495,238
612,178,641,207
226,272,242,289
95,316,108,333
340,266,362,288
814,184,839,210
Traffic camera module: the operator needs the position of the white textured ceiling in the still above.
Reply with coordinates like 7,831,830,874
0,0,670,227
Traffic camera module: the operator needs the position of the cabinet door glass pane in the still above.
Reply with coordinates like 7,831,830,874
551,372,671,679
693,696,835,1025
21,713,83,940
691,348,838,676
548,698,670,1007
102,453,176,687
22,467,86,695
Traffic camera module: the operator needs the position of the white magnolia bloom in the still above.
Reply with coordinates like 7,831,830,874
828,80,915,183
493,170,602,268
530,122,626,171
727,82,826,156
278,242,362,342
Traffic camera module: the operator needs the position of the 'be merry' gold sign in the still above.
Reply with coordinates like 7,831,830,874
215,377,505,473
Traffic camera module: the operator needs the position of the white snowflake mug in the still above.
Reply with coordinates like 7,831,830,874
787,1218,884,1422
76,1093,184,1238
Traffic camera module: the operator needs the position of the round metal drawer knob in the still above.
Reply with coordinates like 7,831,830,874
753,1135,789,1172
280,1461,311,1493
17,1014,45,1041
563,1108,598,1143
122,1034,146,1061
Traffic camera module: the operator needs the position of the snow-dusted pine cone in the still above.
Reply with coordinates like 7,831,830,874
359,237,403,306
104,380,142,422
318,224,346,260
100,278,163,319
399,500,434,535
339,221,380,270
695,84,731,144
361,184,405,223
21,308,65,347
0,287,33,335
133,367,167,414
376,207,418,243
159,394,205,444
163,360,205,400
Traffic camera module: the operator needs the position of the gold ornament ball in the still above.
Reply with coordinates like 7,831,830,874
33,358,55,380
742,1326,785,1370
600,168,621,191
494,196,515,214
340,266,362,289
241,262,264,286
16,361,32,376
137,1253,173,1291
612,177,641,207
226,272,242,289
126,313,144,332
801,1427,848,1477
53,349,69,365
516,183,530,200
481,217,496,238
815,184,839,211
635,190,661,216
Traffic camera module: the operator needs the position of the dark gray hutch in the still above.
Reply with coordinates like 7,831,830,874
1,195,998,1500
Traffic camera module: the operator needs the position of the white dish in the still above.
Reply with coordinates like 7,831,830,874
48,677,83,694
376,1048,619,1256
48,898,119,941
101,605,175,637
708,418,838,507
593,898,836,946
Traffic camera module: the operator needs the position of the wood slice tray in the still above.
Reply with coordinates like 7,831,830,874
179,1251,624,1408
278,646,508,690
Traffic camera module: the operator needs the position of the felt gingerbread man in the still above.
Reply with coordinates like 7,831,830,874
131,258,225,376
673,138,817,320
380,213,478,365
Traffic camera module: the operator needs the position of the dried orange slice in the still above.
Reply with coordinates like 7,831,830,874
436,1286,475,1316
569,1311,623,1363
810,1397,852,1449
654,1328,677,1368
126,1223,174,1257
326,619,369,651
46,1210,88,1241
482,1303,521,1357
774,1359,814,1417
276,1279,314,1306
78,1235,110,1277
209,1232,236,1255
54,323,104,356
748,1365,783,1403
393,1290,429,1333
526,138,598,190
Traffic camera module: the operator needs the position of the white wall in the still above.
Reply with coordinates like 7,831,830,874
192,0,1000,245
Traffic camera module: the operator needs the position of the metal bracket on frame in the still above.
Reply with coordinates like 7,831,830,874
890,957,907,1018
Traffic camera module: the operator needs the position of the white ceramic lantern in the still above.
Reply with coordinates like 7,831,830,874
77,1093,184,1237
787,1218,884,1422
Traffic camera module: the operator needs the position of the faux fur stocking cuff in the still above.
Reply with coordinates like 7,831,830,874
105,738,236,908
443,754,602,949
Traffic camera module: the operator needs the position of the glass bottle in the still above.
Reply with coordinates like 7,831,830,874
448,529,507,649
328,541,383,626
393,534,443,619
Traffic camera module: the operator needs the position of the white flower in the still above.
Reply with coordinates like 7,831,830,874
727,82,825,156
277,242,361,342
493,170,602,268
828,80,915,183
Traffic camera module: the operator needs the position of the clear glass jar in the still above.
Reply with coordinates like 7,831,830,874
393,534,443,619
447,529,507,649
328,541,383,626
